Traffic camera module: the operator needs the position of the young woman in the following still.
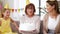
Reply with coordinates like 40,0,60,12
19,3,40,34
0,9,18,34
43,1,60,34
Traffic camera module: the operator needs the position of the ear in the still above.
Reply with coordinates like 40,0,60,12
52,5,55,9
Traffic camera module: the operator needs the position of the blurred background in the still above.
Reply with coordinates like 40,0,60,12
0,0,60,21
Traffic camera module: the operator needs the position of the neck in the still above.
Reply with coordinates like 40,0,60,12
3,17,9,20
49,10,58,18
27,14,34,18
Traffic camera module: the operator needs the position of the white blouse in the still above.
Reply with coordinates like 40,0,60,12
19,15,40,33
48,14,60,30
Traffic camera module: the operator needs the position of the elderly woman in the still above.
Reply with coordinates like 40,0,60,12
19,3,40,34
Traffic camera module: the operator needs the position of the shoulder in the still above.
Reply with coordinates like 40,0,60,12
58,14,60,20
44,14,48,18
34,15,40,19
43,14,49,20
58,14,60,17
43,14,49,25
9,17,14,22
33,15,40,21
19,15,26,21
0,18,3,20
8,17,12,20
0,18,3,21
20,16,25,19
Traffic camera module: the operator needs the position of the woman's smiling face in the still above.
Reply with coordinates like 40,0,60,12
46,2,54,13
27,7,34,16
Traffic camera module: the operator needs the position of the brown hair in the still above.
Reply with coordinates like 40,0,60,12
25,3,36,15
2,8,10,12
2,8,10,17
46,1,60,14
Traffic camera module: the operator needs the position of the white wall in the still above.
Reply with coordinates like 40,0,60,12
1,0,14,8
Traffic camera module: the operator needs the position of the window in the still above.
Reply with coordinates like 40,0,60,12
40,0,47,20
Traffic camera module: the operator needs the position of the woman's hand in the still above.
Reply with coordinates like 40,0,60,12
19,30,37,33
31,30,37,33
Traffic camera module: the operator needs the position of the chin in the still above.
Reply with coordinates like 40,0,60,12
47,11,51,13
6,16,9,18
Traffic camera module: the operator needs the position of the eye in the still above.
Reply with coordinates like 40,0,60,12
7,11,10,13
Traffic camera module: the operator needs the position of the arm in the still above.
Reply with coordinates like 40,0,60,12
43,23,47,34
43,14,48,34
10,18,19,30
35,17,40,33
